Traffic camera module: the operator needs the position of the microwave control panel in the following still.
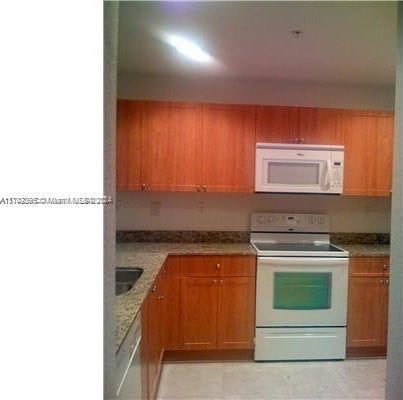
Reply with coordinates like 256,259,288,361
330,160,343,191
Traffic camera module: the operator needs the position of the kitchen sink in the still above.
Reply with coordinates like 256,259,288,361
116,267,144,296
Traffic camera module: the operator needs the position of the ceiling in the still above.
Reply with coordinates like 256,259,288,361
118,1,397,86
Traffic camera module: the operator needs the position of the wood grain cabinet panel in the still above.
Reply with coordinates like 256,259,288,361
142,266,169,400
176,256,256,351
341,110,394,196
201,104,256,192
298,107,342,144
142,101,202,191
116,100,144,191
217,277,255,349
347,257,389,357
256,105,299,143
178,277,219,349
140,296,149,400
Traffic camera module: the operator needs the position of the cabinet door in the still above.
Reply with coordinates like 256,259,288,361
140,297,149,400
142,101,202,191
201,104,256,192
347,276,388,349
116,100,144,191
162,257,180,351
147,270,166,400
178,277,218,349
341,110,394,196
147,288,159,400
298,108,342,145
256,105,299,144
217,277,255,349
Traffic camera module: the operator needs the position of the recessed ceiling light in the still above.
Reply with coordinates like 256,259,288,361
166,35,212,63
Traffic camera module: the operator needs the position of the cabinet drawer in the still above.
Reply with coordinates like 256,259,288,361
349,257,389,276
178,255,256,277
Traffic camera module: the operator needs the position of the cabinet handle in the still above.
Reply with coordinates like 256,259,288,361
162,269,166,275
196,185,200,192
158,295,164,300
383,264,388,271
203,186,207,192
216,263,221,269
380,279,384,284
213,279,218,284
385,279,389,285
292,138,299,143
300,138,305,143
219,279,224,284
142,183,146,191
150,285,156,293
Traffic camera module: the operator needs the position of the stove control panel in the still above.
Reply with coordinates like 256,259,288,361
251,213,329,233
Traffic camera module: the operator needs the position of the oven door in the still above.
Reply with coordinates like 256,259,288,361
256,257,348,327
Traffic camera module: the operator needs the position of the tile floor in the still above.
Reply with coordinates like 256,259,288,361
157,359,386,400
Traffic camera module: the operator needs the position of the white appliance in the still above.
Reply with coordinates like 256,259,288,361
255,143,344,194
251,213,349,361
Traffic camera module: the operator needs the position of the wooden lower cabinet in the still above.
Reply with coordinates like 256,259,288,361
217,277,255,349
177,256,256,350
141,255,256,399
346,257,389,357
179,277,219,349
141,267,167,400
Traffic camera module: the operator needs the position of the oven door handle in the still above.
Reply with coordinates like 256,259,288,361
258,257,348,266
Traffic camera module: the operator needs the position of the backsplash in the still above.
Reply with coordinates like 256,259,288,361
116,192,391,233
116,230,390,245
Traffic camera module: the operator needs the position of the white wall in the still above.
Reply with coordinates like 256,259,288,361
118,73,395,111
117,192,391,233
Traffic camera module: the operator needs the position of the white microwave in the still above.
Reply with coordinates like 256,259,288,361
255,143,344,194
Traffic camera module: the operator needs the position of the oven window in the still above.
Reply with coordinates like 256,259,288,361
268,162,320,185
273,272,332,310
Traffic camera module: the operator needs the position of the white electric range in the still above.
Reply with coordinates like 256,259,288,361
251,213,349,361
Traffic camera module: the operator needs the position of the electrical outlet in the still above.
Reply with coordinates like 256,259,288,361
150,201,161,216
197,201,205,213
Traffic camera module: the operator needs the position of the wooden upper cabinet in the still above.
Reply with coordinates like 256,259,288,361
142,101,202,191
256,105,299,143
298,108,342,145
342,110,394,196
116,100,143,191
201,104,256,192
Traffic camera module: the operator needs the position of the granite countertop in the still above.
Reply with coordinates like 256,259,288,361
115,242,255,353
337,244,390,257
115,241,389,353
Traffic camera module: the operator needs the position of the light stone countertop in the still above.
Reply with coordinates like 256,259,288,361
336,244,390,257
115,241,390,353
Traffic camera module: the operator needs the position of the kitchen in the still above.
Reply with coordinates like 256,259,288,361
111,2,401,400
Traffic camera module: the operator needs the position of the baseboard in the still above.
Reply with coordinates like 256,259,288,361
163,349,254,362
346,346,387,358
